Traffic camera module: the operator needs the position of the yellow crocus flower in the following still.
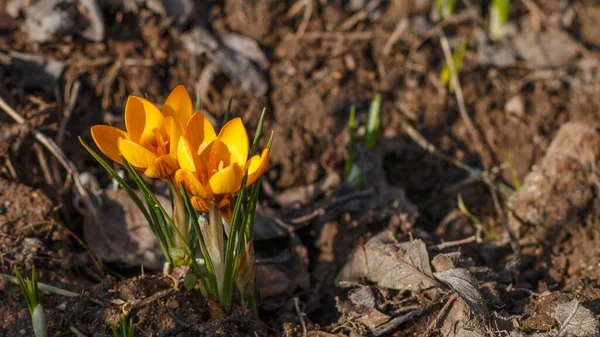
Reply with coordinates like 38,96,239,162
90,85,193,178
175,111,270,213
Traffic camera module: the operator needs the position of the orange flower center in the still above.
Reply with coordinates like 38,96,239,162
148,128,170,156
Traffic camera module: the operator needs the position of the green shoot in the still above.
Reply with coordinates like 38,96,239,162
506,155,521,192
15,266,47,337
344,105,362,186
489,0,511,41
363,94,381,149
195,90,202,112
111,315,134,337
345,94,382,186
435,0,457,19
440,39,467,93
457,194,498,241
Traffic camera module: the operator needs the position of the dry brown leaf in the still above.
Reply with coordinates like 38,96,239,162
336,230,437,291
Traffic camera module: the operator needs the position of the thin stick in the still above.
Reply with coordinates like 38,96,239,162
293,297,307,337
296,31,374,40
339,0,382,31
490,187,521,270
428,235,477,250
33,143,54,186
408,8,477,58
56,80,81,148
382,16,409,57
69,326,88,337
439,33,483,156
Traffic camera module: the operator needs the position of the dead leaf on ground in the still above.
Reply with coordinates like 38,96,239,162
554,300,599,337
182,26,269,96
511,30,578,69
83,189,169,270
432,252,461,272
434,268,489,320
336,230,437,291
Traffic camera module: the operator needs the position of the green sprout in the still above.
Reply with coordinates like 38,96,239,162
457,194,498,241
344,105,361,186
440,39,467,93
111,315,134,337
435,0,457,19
489,0,511,41
14,266,47,337
344,95,382,186
506,155,521,192
364,94,381,149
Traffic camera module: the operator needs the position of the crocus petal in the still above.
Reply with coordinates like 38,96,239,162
209,138,232,170
144,154,179,178
162,85,193,125
184,110,217,153
245,148,270,187
175,169,210,199
177,137,197,172
218,118,249,166
118,138,157,169
90,125,128,164
124,96,164,146
209,162,243,195
164,116,184,155
191,197,210,212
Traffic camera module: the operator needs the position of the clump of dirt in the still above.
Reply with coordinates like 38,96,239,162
0,177,69,270
2,275,269,336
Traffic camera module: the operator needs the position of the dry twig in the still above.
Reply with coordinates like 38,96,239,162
293,297,307,337
382,17,409,57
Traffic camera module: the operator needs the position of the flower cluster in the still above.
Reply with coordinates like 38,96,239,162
86,86,270,313
90,85,269,215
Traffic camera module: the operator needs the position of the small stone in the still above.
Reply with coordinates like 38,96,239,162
165,298,180,309
505,95,524,117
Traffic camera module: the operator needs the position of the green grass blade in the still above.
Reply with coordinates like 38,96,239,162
31,266,39,306
14,267,33,315
195,90,202,112
249,108,266,157
120,156,175,262
127,318,134,337
457,194,497,241
222,175,250,309
364,94,381,148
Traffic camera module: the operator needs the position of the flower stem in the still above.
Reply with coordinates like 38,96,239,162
168,178,189,248
209,205,225,300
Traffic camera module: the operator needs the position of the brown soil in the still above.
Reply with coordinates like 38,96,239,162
1,0,600,336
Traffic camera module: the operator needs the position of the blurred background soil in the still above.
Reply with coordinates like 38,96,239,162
1,0,600,336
